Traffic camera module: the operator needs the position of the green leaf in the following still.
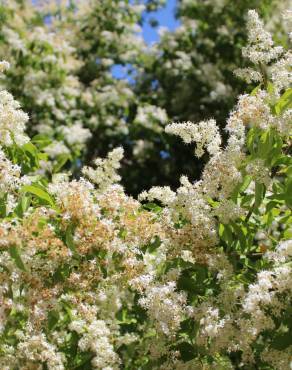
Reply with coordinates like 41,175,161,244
142,235,161,253
0,194,7,218
14,194,31,218
230,222,247,251
22,142,38,157
31,134,51,149
239,175,252,193
176,342,198,361
48,309,59,330
267,81,275,95
257,130,273,158
9,245,26,271
251,84,261,96
246,129,256,154
53,153,71,173
219,224,233,245
275,88,292,115
284,178,292,207
118,228,127,240
178,275,197,294
65,224,78,254
21,184,56,208
142,202,163,213
271,332,292,350
180,318,200,338
72,352,94,369
266,201,280,213
255,182,265,208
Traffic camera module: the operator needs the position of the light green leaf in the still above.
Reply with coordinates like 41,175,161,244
275,88,292,115
9,245,26,271
21,184,56,208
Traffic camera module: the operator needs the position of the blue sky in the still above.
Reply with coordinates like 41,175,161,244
111,0,179,79
142,0,179,44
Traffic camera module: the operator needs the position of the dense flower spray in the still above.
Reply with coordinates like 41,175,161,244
0,8,291,370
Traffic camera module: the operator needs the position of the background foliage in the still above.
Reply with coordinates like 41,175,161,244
0,0,289,194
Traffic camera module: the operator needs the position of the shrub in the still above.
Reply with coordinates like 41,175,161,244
0,8,291,370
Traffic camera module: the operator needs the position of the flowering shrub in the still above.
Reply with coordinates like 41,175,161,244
0,0,288,195
0,8,291,370
0,0,140,177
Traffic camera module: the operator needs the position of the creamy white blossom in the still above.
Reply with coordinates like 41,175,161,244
165,119,221,157
242,10,283,64
82,147,124,191
0,90,29,146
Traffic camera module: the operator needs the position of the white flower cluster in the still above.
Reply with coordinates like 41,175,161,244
0,147,22,192
48,177,98,220
59,123,92,146
0,61,10,73
227,88,291,137
246,159,271,187
45,142,70,158
233,240,292,361
140,111,246,257
234,67,263,83
283,9,292,40
82,147,124,191
270,50,292,94
202,149,243,199
139,186,176,204
266,239,292,264
186,239,292,365
139,281,187,335
231,91,272,130
242,9,284,64
199,307,229,338
236,9,292,96
73,319,120,369
213,199,243,224
0,90,29,147
261,346,292,370
165,119,221,157
135,105,168,132
17,333,65,370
